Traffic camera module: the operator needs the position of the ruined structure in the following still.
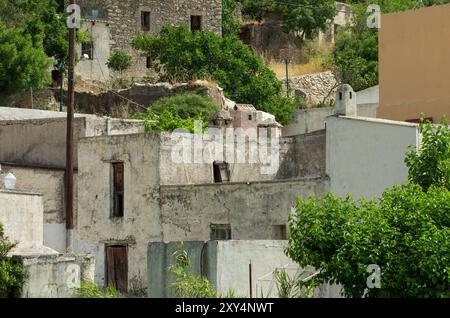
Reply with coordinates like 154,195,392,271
74,0,223,81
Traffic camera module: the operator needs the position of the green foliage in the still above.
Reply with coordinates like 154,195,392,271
274,268,318,298
75,280,122,298
333,0,450,91
107,50,133,73
129,93,219,132
169,244,218,298
223,0,242,37
132,25,294,124
0,224,27,298
405,117,450,191
286,185,450,298
240,0,337,38
0,22,52,95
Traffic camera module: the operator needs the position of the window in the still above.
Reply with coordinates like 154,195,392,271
191,15,202,31
213,161,230,183
112,163,124,218
211,224,232,240
272,225,288,240
81,41,94,60
248,115,253,121
146,56,151,69
141,11,150,31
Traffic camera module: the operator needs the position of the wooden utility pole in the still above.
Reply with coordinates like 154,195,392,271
66,0,76,252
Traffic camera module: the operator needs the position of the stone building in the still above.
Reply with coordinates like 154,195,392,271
74,0,223,81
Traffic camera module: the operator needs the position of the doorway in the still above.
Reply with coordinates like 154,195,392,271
105,245,128,293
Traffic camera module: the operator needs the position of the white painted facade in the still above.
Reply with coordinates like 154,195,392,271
326,116,420,199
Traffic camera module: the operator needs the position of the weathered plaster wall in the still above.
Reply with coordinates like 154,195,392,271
76,133,162,295
326,116,419,199
76,21,111,82
15,254,95,298
159,178,326,242
282,103,378,137
148,241,343,298
0,164,77,253
0,190,44,252
0,117,144,168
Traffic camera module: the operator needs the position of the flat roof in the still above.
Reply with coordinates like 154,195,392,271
0,107,92,121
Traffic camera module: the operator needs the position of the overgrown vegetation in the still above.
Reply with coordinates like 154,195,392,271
286,117,450,298
274,268,318,298
107,50,133,75
170,244,218,298
74,281,122,298
132,24,296,124
129,92,219,133
0,223,27,298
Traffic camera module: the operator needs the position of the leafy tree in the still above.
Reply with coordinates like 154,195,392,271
0,22,52,95
75,281,122,298
286,116,450,298
132,25,296,124
129,92,219,133
0,223,27,298
333,0,450,91
223,0,242,37
106,50,133,75
405,117,450,191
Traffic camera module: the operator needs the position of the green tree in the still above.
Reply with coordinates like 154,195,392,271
0,223,27,298
132,25,296,124
333,0,450,91
0,22,52,95
222,0,242,37
405,117,450,191
286,116,450,298
107,50,133,75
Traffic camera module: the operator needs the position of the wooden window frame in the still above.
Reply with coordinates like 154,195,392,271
141,11,150,31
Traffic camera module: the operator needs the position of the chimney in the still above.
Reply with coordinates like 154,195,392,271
334,84,357,117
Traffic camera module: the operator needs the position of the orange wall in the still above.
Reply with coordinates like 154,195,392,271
378,4,450,122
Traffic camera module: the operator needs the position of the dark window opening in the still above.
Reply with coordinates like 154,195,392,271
146,56,151,69
339,92,343,100
213,161,230,183
105,245,128,293
349,92,353,99
248,115,253,121
141,11,150,31
272,225,288,240
81,41,94,60
211,224,232,240
112,162,124,218
191,15,202,31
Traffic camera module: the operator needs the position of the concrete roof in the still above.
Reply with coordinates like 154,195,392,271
0,107,93,121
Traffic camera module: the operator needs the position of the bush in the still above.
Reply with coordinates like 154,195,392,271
0,223,27,298
132,25,295,124
405,117,450,191
107,50,133,74
129,92,219,132
75,281,122,298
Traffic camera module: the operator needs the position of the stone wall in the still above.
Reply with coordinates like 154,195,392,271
75,0,222,80
289,71,339,106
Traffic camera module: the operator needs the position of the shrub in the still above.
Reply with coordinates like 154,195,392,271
132,25,295,124
129,92,219,132
0,223,27,298
75,281,122,298
107,50,133,74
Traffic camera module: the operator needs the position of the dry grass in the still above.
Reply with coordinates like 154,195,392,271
268,56,331,78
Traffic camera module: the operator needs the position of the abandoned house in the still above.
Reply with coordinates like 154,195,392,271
73,0,223,81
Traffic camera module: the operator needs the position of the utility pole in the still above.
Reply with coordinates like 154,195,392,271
283,58,291,98
66,0,77,253
59,60,65,112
